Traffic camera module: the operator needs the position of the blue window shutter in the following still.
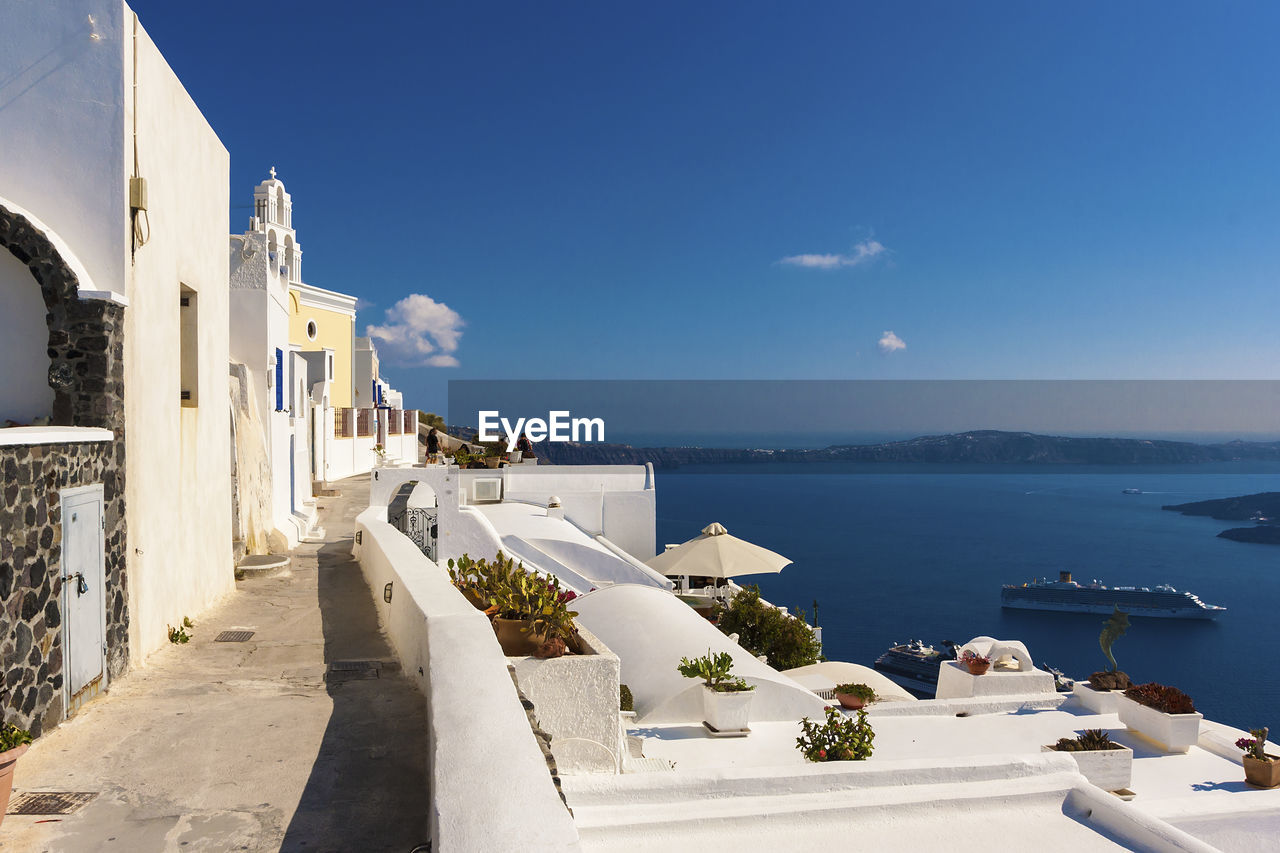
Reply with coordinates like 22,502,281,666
275,349,284,410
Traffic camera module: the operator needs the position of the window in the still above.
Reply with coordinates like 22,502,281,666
180,285,198,406
274,348,284,411
327,353,333,381
306,320,317,341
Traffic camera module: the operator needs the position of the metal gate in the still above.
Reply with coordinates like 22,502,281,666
395,506,438,563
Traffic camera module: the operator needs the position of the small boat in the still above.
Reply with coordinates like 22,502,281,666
1121,488,1142,495
873,639,957,697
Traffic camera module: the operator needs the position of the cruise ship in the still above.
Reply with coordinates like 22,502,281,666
1001,571,1225,619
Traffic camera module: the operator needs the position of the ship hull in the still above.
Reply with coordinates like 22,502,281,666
1001,597,1221,619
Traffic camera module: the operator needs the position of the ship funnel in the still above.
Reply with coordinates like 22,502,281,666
1059,571,1073,583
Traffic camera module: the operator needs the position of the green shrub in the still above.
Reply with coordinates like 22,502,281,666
620,684,634,712
834,683,876,702
0,722,32,752
713,585,822,670
796,706,875,762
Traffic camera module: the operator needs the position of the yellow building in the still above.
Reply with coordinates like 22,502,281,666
289,282,356,408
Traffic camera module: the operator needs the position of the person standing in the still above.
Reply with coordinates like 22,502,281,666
426,426,440,461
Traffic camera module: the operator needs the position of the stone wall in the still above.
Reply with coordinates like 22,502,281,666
0,440,127,736
0,203,129,736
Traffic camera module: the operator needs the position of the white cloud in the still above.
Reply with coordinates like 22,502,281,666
878,330,906,353
365,293,465,368
354,297,375,310
780,238,886,270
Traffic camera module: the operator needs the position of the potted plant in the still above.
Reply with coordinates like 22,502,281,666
1117,682,1202,753
1043,729,1133,792
1236,726,1280,789
833,682,876,711
1076,608,1133,714
678,651,755,735
448,552,580,657
0,721,33,829
961,649,991,675
795,706,875,762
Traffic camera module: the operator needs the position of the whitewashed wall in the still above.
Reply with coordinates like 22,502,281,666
353,508,581,850
122,10,234,661
0,1,129,304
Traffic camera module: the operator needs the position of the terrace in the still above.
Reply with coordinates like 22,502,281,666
354,464,1280,852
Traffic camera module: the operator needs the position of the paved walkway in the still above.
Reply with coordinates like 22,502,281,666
0,477,429,852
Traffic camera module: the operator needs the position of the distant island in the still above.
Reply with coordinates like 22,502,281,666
536,429,1280,469
1163,492,1280,545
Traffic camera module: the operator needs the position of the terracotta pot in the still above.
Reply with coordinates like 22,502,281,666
1244,754,1280,789
0,743,29,829
484,457,502,469
459,586,488,611
966,660,991,676
835,692,867,711
492,617,547,657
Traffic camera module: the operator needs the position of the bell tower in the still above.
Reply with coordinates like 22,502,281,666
248,167,303,283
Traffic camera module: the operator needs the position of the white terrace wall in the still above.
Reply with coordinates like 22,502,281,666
353,507,581,851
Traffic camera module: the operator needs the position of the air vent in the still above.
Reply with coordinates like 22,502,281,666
472,478,502,503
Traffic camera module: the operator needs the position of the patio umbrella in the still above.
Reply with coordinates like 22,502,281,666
645,522,792,580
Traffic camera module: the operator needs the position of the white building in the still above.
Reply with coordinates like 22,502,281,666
1,1,234,733
229,172,322,549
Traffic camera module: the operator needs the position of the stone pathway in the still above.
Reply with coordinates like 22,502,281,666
0,477,429,852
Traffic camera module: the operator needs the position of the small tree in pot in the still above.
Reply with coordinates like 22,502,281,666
1237,726,1280,789
1087,608,1132,691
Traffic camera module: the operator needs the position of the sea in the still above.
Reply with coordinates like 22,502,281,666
653,462,1280,729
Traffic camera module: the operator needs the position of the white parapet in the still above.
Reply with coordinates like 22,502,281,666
936,660,1057,700
510,625,622,774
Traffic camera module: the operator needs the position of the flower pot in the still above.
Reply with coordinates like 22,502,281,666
492,617,547,657
1073,682,1122,715
484,457,502,469
835,692,867,711
702,684,753,733
459,586,488,611
509,450,523,463
1116,694,1202,753
1043,743,1133,792
1244,754,1280,789
0,743,29,829
966,660,991,676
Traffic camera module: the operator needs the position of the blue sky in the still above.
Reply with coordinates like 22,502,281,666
129,1,1280,415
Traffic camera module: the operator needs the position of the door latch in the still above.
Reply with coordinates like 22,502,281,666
61,573,88,596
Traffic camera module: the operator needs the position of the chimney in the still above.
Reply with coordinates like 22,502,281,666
547,496,564,520
1059,571,1073,584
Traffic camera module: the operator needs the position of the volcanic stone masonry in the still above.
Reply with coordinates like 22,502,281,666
1,203,129,736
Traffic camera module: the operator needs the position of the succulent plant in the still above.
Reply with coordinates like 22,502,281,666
1124,682,1196,715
